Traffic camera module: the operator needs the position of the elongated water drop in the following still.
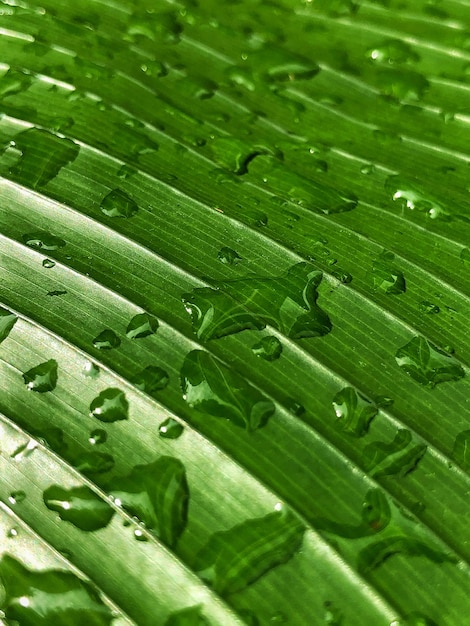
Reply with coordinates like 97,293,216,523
90,388,129,422
100,188,138,218
23,359,58,392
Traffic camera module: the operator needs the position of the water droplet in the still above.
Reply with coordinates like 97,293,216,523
333,387,378,437
165,606,212,625
270,613,287,624
7,527,18,538
126,313,158,339
377,69,429,100
5,128,79,189
385,175,446,219
159,418,184,439
360,164,375,175
107,457,188,547
89,429,107,445
100,188,138,218
419,301,440,314
22,359,58,392
22,231,66,250
92,329,121,350
83,361,100,378
0,307,17,344
8,491,26,505
362,429,427,478
182,263,332,341
42,258,56,268
47,289,67,297
217,247,242,265
181,350,275,431
248,156,357,215
323,600,343,625
0,555,114,622
131,366,169,396
367,39,419,64
117,163,137,180
73,451,114,475
460,247,470,264
331,268,353,284
43,485,114,531
369,251,406,295
90,388,129,422
252,335,283,361
286,399,305,416
195,508,304,594
395,336,465,387
452,430,470,470
11,439,38,461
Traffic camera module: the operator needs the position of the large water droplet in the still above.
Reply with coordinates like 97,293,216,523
90,388,129,422
385,176,446,219
5,128,79,189
181,350,275,431
395,336,465,387
377,69,429,100
42,258,56,268
89,429,107,445
43,485,114,531
22,359,58,392
100,188,138,218
182,263,332,341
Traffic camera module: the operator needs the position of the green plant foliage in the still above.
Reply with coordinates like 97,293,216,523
0,0,469,624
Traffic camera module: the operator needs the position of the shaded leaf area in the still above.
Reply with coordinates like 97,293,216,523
0,554,114,626
106,456,189,548
182,263,332,341
313,489,457,575
181,350,275,431
395,337,465,388
193,509,305,595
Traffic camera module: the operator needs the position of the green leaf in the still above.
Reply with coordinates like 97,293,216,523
1,0,470,623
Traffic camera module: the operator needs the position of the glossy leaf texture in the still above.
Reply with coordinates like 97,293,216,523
0,0,469,625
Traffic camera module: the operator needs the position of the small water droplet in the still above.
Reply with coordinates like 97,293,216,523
90,388,129,422
159,417,184,439
460,247,470,264
92,329,121,350
217,247,242,265
367,39,419,65
100,188,138,218
23,232,66,250
126,313,158,339
46,289,67,297
286,399,305,416
22,359,58,392
360,164,375,175
8,490,26,505
83,361,100,378
11,439,38,461
89,429,107,445
369,251,406,295
252,336,283,361
419,301,440,314
7,527,19,538
42,258,56,268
